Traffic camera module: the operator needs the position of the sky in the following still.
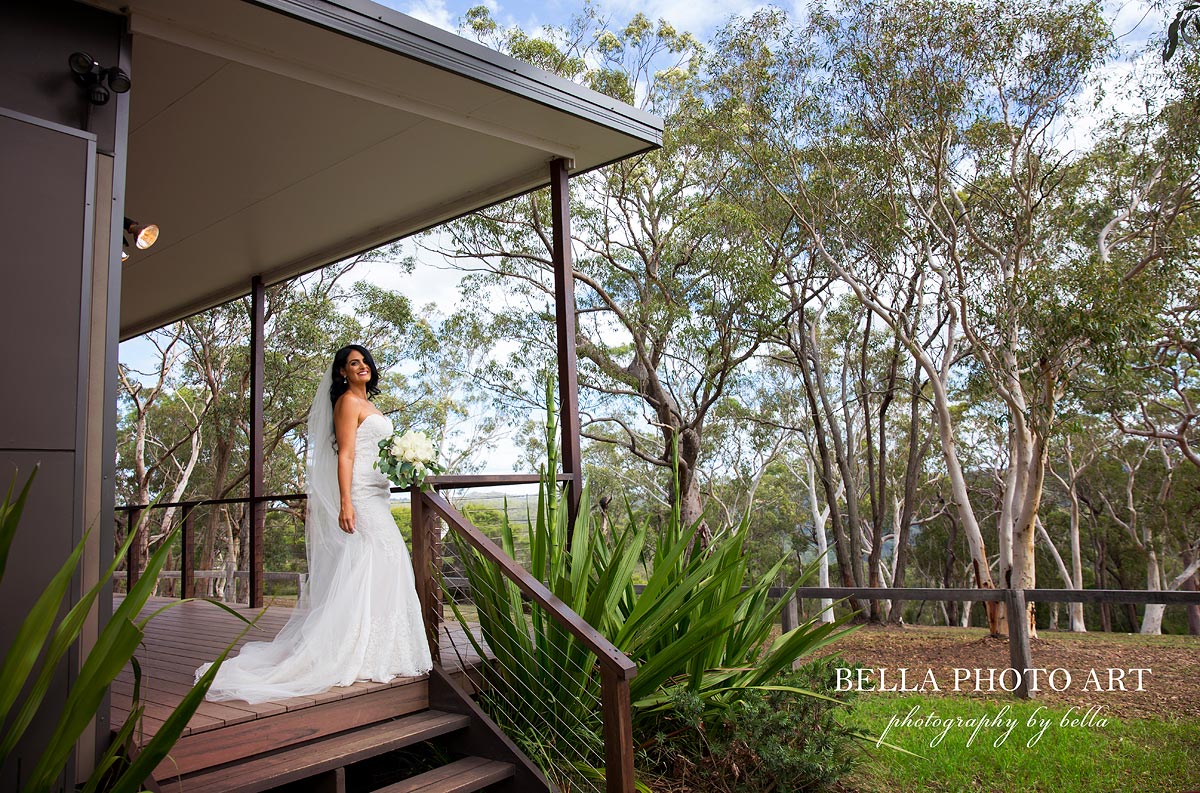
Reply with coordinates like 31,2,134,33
119,0,1170,481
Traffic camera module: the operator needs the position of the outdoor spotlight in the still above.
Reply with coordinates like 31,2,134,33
68,52,131,105
106,67,131,94
68,51,98,78
121,249,129,263
124,217,159,250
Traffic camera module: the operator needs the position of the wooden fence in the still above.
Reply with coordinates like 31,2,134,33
773,586,1200,699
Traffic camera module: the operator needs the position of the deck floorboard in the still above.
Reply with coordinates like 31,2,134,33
112,596,490,745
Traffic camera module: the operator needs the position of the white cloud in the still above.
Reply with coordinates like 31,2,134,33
352,234,464,314
409,0,458,31
599,0,763,37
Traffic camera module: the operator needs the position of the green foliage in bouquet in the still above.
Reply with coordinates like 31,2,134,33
0,468,257,793
443,384,860,788
376,430,444,490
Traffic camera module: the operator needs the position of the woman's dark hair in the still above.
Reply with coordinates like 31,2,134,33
329,344,381,408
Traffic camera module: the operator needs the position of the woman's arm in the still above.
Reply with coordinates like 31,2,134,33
333,396,359,533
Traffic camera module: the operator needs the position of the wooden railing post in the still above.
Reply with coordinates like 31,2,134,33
411,489,442,664
181,504,195,600
248,275,266,609
550,157,583,536
127,506,143,592
600,665,635,793
1005,588,1034,700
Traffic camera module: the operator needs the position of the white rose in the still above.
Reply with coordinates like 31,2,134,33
391,430,434,463
413,434,435,462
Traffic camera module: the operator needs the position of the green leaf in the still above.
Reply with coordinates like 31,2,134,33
23,514,181,790
106,611,263,793
0,525,89,756
0,466,37,582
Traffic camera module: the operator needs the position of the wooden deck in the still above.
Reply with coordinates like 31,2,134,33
113,596,490,746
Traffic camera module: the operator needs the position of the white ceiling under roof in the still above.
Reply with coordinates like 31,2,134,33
85,0,661,339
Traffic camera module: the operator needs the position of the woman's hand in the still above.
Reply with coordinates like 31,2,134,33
339,502,356,534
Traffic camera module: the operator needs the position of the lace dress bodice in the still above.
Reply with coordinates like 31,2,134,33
352,413,393,497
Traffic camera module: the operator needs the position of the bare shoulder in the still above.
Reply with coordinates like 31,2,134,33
334,393,368,423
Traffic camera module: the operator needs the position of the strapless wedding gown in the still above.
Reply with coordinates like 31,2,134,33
197,413,433,703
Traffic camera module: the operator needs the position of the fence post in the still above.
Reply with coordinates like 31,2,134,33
181,505,195,600
781,593,801,670
411,489,442,664
781,592,799,632
1005,588,1034,699
600,665,635,793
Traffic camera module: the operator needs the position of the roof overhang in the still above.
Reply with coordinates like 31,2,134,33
82,0,662,339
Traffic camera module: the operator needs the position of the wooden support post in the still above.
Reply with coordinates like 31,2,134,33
411,490,442,664
1005,588,1034,699
127,507,143,592
550,157,583,537
600,664,635,793
249,275,266,608
181,505,195,600
781,593,801,670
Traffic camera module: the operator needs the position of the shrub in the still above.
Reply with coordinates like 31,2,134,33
445,386,859,790
640,657,863,792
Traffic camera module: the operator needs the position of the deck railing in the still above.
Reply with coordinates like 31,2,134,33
115,472,638,793
412,478,637,793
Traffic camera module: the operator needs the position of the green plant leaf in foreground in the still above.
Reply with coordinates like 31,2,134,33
0,494,152,763
106,608,261,793
0,469,259,793
0,465,36,581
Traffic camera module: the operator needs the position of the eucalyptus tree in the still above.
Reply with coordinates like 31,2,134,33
118,324,213,593
1088,434,1200,633
436,7,788,535
1098,51,1200,472
709,0,1165,635
1044,425,1104,631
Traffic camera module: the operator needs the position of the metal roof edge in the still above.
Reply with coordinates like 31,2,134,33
246,0,664,148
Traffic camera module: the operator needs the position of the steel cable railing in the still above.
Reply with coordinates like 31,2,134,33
413,488,637,793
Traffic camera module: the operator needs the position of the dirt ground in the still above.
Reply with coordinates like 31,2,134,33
817,623,1200,720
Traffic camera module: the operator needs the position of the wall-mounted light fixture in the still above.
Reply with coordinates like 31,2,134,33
123,217,159,262
124,217,159,250
69,51,131,106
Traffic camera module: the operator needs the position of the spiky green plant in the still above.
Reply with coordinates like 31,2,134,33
0,468,257,793
443,386,857,789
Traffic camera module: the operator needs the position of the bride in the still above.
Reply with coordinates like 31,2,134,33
197,344,433,703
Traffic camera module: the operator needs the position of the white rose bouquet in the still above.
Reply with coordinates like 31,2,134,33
376,429,444,489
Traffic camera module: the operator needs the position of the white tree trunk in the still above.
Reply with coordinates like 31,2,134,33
1067,483,1087,632
816,250,1001,631
804,457,835,623
1141,547,1164,634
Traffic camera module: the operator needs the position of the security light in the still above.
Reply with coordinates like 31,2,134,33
68,52,131,105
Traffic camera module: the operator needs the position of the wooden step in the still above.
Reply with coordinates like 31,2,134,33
375,756,515,793
173,710,473,793
154,679,430,781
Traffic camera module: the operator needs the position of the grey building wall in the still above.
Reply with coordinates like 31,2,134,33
0,0,127,788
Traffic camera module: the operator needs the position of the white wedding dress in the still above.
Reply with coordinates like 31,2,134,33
197,412,433,704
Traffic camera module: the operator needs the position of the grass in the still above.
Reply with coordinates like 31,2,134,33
843,693,1200,793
